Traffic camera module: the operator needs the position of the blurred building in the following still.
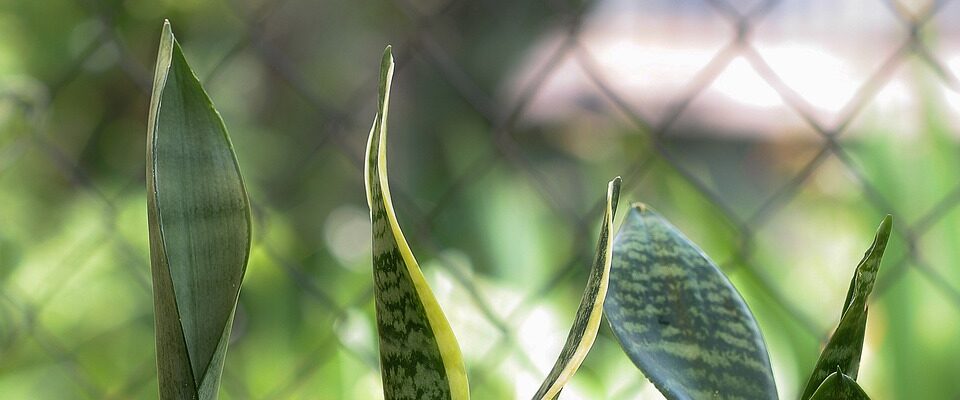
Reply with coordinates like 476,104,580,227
510,0,960,138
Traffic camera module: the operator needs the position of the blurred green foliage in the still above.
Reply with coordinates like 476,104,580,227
1,0,960,399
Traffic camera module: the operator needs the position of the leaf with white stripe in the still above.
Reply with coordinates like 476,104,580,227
532,177,621,400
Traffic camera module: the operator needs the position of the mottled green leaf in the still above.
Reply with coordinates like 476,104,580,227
604,205,778,400
809,369,871,400
146,20,251,400
800,215,892,399
532,177,621,400
364,46,469,400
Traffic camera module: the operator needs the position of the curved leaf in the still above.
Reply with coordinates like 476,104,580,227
800,215,891,399
364,46,469,400
604,205,778,400
809,369,871,400
146,20,251,400
532,177,621,400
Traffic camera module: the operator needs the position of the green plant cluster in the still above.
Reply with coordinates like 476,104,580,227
146,22,891,400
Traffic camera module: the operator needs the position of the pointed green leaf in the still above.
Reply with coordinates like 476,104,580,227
146,20,251,400
809,369,871,400
364,46,469,400
532,177,621,400
800,216,891,399
604,205,778,400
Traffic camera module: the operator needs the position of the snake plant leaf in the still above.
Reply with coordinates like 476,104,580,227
604,205,778,400
364,46,469,400
532,177,621,400
799,215,891,399
808,368,871,400
146,20,251,400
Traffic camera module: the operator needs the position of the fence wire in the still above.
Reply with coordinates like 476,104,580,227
2,0,960,398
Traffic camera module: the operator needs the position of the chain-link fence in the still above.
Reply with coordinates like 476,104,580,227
2,0,960,398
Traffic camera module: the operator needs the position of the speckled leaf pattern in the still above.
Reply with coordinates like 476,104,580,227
800,216,891,400
604,205,778,400
809,369,871,400
364,46,469,400
146,21,251,400
532,177,621,400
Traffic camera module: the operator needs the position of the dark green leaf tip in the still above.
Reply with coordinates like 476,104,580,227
381,46,393,79
610,176,622,213
800,215,891,399
809,370,871,400
377,46,395,117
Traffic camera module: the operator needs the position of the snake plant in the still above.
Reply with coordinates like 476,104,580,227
606,209,891,400
362,45,892,399
143,21,892,397
364,46,622,400
146,20,251,400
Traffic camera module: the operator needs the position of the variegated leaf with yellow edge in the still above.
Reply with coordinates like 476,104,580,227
532,177,621,400
364,46,469,400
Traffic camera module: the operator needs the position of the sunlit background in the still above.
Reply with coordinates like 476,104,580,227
2,0,960,398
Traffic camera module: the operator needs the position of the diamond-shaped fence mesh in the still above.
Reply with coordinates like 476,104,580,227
2,0,960,398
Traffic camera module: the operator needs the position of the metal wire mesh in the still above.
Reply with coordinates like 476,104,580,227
3,0,960,398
